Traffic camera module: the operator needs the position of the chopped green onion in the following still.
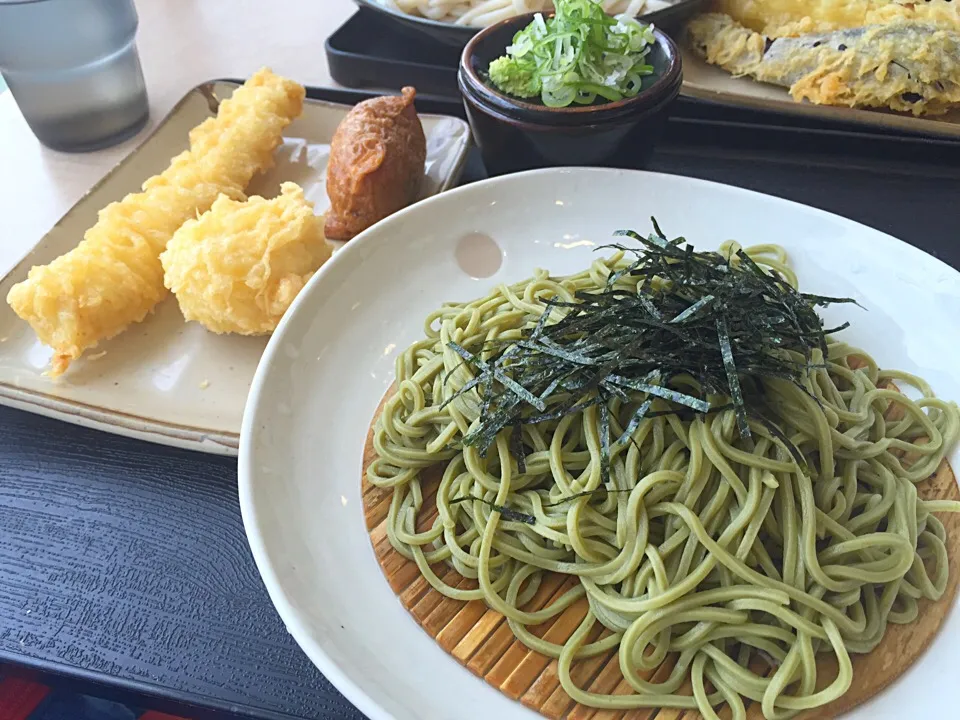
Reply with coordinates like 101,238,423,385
487,0,657,107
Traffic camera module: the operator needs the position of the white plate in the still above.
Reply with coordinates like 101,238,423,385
239,167,960,720
0,81,471,455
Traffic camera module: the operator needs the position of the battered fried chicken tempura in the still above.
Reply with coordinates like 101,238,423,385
6,68,305,376
160,183,332,336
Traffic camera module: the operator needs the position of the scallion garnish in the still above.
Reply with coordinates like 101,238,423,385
487,0,657,107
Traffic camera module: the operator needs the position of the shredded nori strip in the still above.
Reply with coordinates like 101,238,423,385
755,413,807,469
608,374,710,413
541,487,633,507
716,315,750,438
616,398,652,448
599,400,611,485
510,424,527,474
448,341,545,413
449,496,536,525
443,219,855,475
449,487,641,526
671,294,715,324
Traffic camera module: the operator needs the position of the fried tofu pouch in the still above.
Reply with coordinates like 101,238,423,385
6,68,305,376
160,183,332,335
324,86,427,242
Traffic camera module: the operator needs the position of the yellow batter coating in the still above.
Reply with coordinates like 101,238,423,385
689,13,960,114
712,0,960,37
161,183,332,336
6,68,305,376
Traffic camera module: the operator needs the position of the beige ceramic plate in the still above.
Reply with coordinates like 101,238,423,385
0,80,471,456
681,48,960,138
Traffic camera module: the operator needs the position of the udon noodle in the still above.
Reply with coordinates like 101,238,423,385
366,244,960,719
381,0,651,27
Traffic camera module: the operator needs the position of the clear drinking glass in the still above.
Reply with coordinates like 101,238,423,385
0,0,149,152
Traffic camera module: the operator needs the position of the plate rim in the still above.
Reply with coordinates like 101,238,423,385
0,81,472,456
238,165,960,720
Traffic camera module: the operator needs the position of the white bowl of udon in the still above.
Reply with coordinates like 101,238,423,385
371,0,651,28
239,167,960,720
354,0,663,46
353,0,692,49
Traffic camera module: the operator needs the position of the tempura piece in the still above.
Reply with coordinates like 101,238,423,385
6,68,305,376
688,13,960,114
161,183,332,335
325,86,427,242
711,0,960,37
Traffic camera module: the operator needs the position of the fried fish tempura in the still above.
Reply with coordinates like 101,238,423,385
325,86,427,242
711,0,960,37
6,68,305,376
689,13,960,114
160,183,332,335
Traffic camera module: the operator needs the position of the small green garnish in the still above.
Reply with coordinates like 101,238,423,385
488,56,540,100
487,0,657,108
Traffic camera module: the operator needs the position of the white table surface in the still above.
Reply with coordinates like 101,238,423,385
0,0,355,280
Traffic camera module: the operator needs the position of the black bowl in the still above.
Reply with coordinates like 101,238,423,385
459,13,682,176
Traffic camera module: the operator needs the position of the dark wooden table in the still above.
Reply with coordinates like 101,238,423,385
0,406,364,720
1,94,958,720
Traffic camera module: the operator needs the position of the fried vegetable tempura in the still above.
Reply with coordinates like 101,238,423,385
689,13,960,114
161,183,332,335
325,86,427,242
712,0,960,37
6,68,305,376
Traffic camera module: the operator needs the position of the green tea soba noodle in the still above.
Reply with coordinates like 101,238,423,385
366,235,960,719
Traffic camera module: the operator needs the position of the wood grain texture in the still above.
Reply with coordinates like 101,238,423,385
362,394,960,720
0,405,364,720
